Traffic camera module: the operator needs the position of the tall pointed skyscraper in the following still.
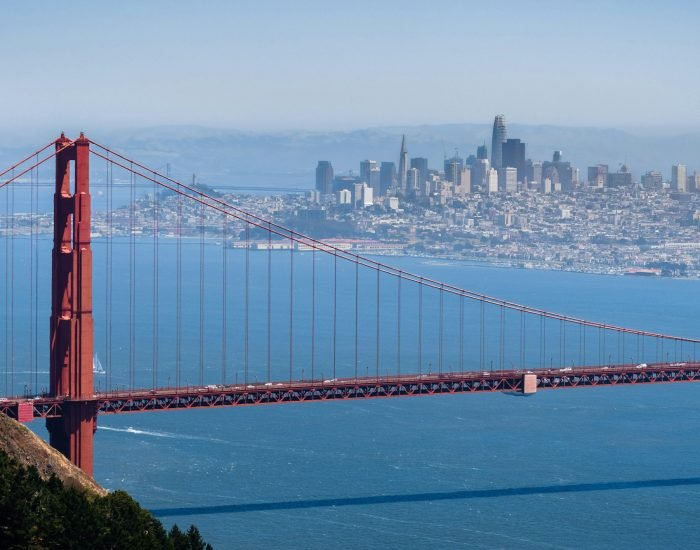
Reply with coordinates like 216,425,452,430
491,115,507,170
398,135,408,192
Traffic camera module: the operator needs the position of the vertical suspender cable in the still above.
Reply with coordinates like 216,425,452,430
540,315,545,369
245,223,250,385
376,267,380,379
222,214,228,385
200,200,205,386
397,272,401,377
29,163,34,393
289,231,294,384
152,171,159,389
560,319,564,368
333,252,337,380
34,159,39,393
520,310,525,369
499,305,505,370
107,156,113,391
418,278,423,375
438,285,443,375
267,221,271,382
129,164,135,389
311,247,316,381
480,301,485,371
459,294,464,374
4,177,8,395
10,169,14,393
355,261,359,381
176,187,182,388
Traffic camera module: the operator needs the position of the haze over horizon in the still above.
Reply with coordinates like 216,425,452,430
3,0,699,133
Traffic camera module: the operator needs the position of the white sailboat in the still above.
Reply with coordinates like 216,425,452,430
93,353,106,375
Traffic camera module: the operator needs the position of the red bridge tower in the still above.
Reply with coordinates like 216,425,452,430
46,134,96,476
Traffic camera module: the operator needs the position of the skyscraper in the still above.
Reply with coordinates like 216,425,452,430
672,164,687,192
379,161,396,196
491,115,507,170
410,157,428,186
501,138,526,182
315,161,334,194
498,167,518,193
471,158,490,191
487,168,499,194
587,165,608,188
444,155,464,184
359,159,377,184
398,135,408,192
477,144,488,160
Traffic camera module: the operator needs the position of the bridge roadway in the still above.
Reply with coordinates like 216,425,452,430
2,361,698,421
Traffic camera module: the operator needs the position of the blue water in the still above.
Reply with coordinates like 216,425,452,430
2,230,700,547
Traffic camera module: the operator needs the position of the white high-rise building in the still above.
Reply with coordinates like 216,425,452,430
337,188,352,205
361,185,374,207
672,164,687,192
487,168,499,194
499,167,518,193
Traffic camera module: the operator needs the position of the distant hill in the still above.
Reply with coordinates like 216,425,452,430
3,124,700,190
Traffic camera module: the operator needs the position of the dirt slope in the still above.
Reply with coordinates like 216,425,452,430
0,414,106,496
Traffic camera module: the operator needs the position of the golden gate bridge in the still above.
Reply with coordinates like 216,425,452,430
0,134,699,477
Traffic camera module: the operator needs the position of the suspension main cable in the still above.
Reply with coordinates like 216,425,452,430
88,146,700,345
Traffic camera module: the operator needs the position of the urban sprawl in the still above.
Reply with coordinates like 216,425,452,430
9,116,700,278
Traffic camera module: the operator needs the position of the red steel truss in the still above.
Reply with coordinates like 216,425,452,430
5,362,699,420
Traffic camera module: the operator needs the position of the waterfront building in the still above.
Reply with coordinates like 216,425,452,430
315,161,334,194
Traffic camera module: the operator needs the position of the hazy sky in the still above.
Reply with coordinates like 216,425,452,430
3,0,699,132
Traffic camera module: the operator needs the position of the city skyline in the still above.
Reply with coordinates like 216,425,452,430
316,118,700,200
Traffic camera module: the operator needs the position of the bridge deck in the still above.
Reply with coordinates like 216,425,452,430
2,362,698,420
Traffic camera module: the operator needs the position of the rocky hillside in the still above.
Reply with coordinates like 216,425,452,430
0,414,106,496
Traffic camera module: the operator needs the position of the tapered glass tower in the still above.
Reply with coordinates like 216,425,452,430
490,115,507,170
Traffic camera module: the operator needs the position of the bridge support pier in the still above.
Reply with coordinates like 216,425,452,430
46,134,96,477
522,373,537,395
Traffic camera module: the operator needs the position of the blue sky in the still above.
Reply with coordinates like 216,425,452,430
2,0,699,132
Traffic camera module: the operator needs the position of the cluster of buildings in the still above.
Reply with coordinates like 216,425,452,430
303,115,700,276
315,115,700,208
